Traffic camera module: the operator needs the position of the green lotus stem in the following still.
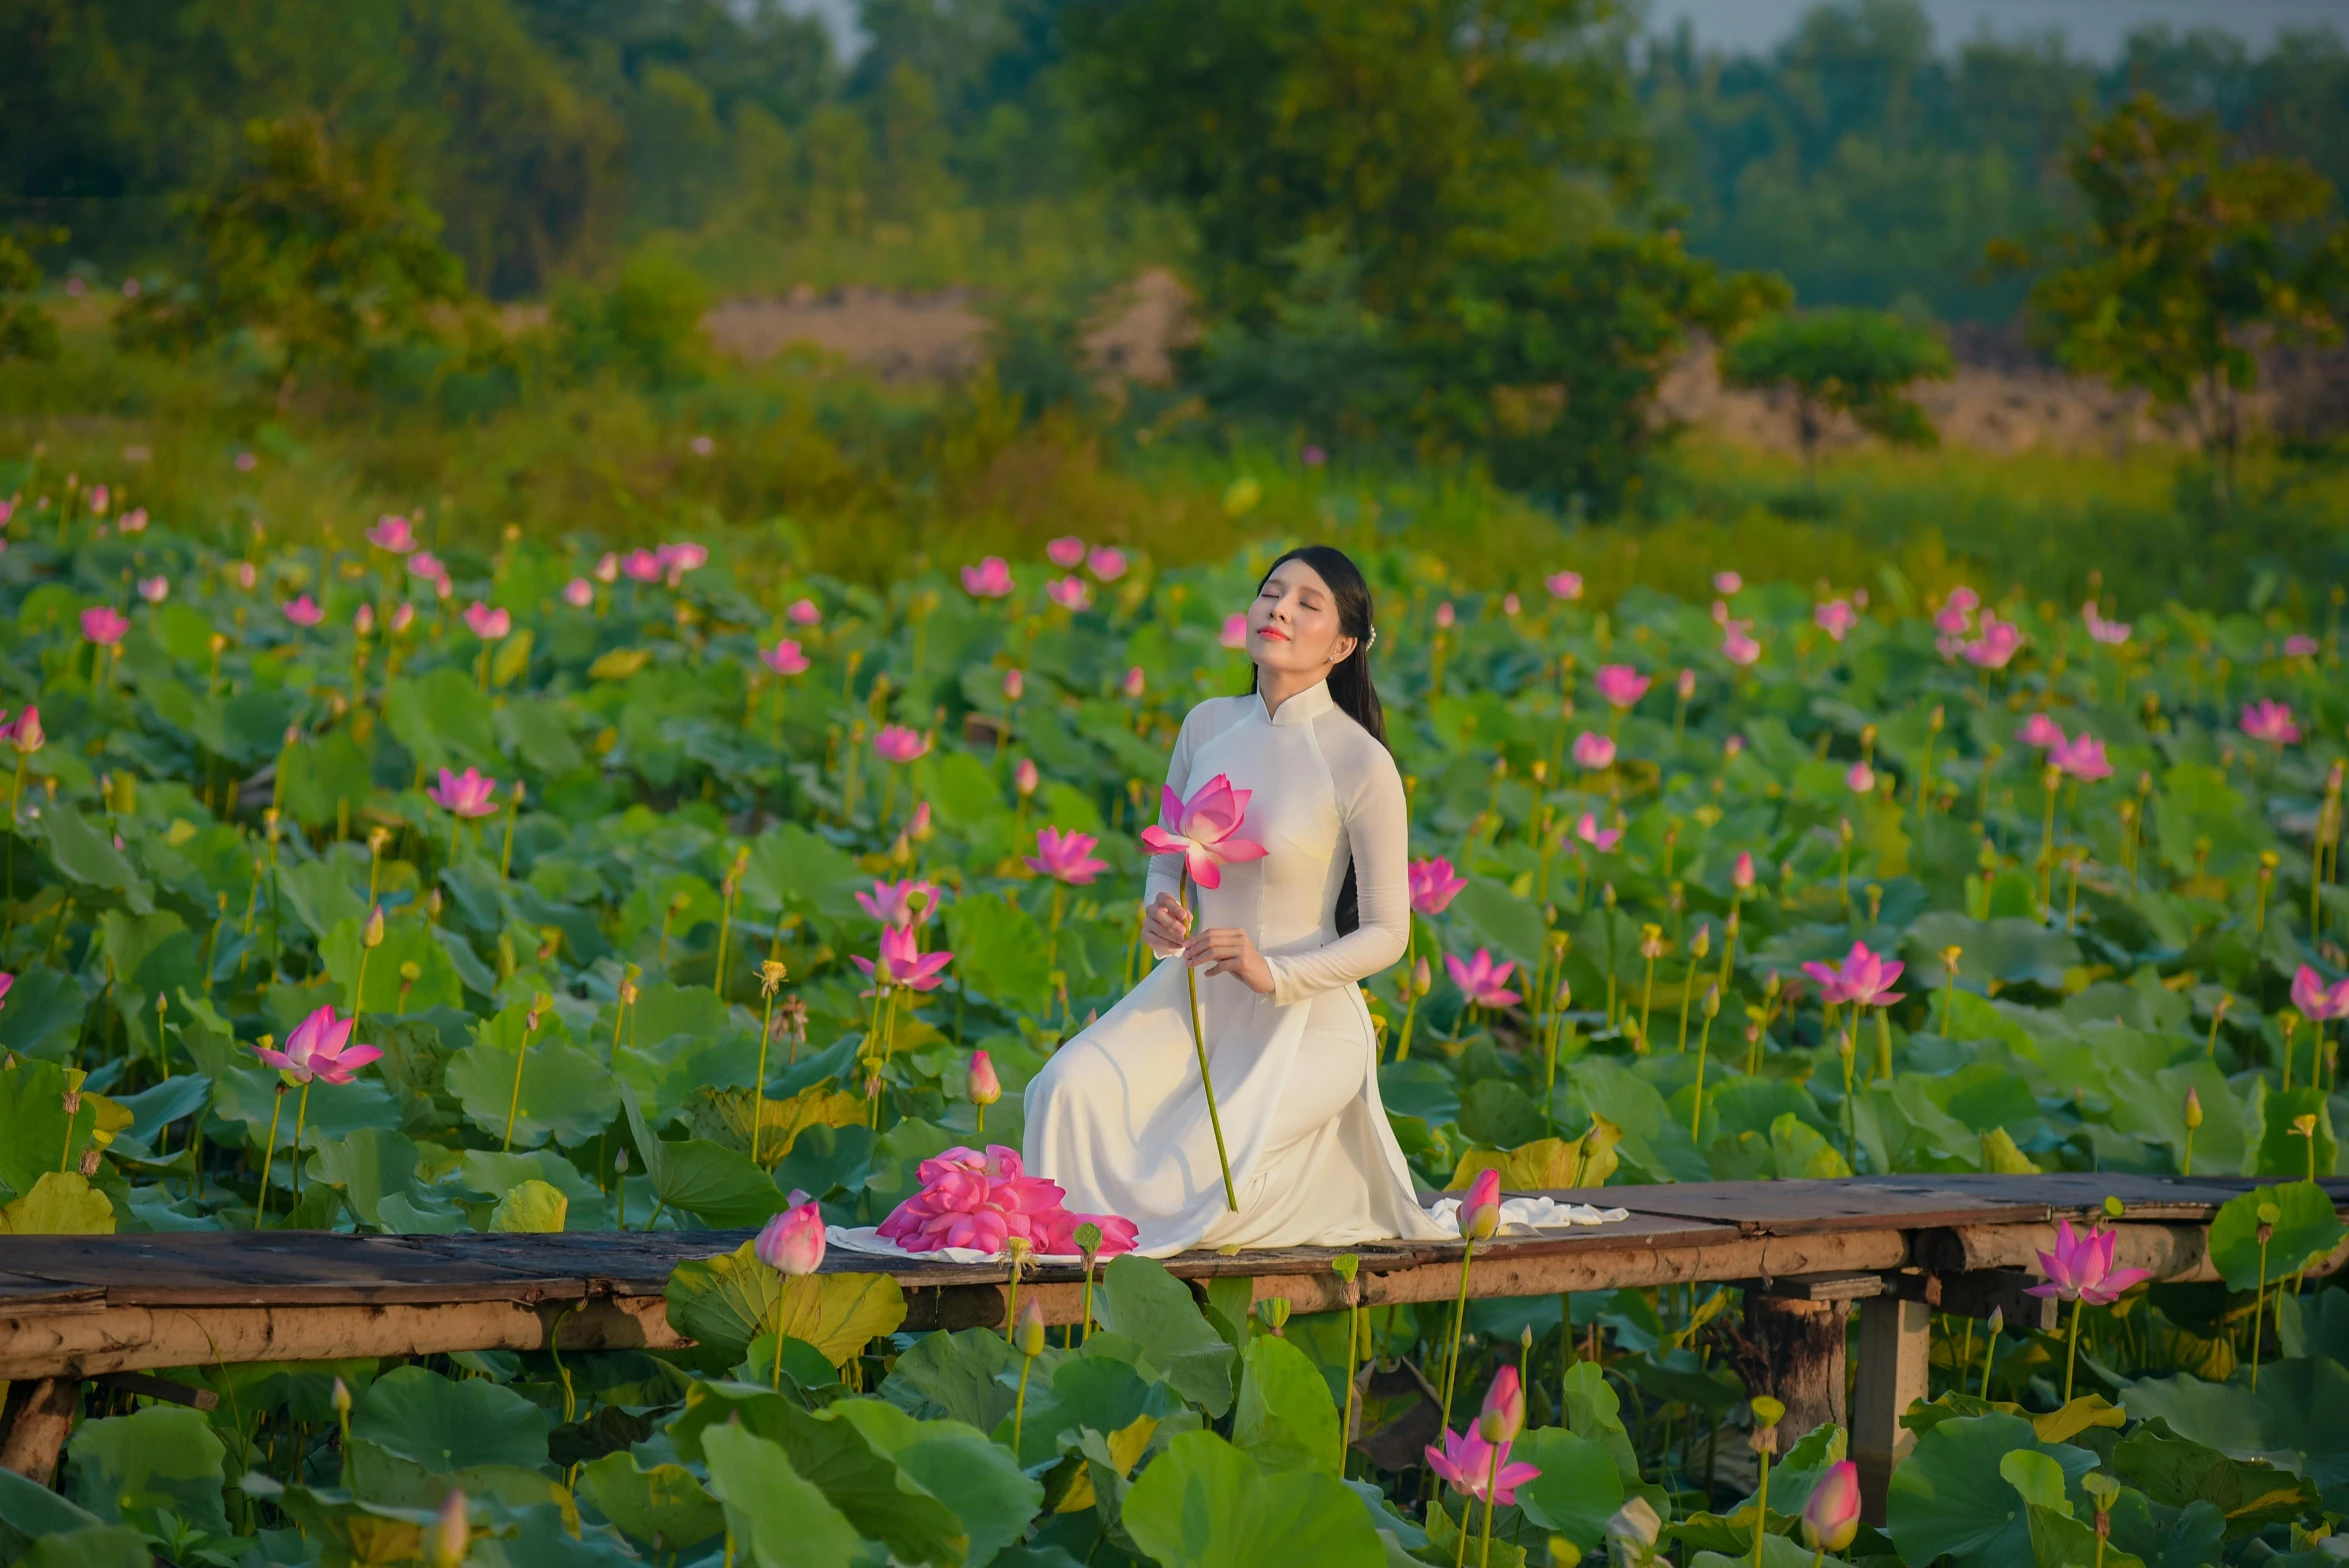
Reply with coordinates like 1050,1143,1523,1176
1691,1000,1717,1143
1012,1345,1035,1452
1676,974,1695,1054
2039,769,2060,918
1876,1007,1894,1085
499,792,520,879
1045,884,1065,972
1752,1441,1772,1568
1179,870,1238,1211
2063,1294,2084,1403
291,1079,311,1201
1395,984,1421,1064
2251,1234,2269,1394
502,1014,537,1151
1438,1236,1477,1437
2,750,23,946
257,1084,286,1227
1340,1302,1360,1476
1478,1442,1499,1568
752,990,777,1166
1978,1323,1996,1398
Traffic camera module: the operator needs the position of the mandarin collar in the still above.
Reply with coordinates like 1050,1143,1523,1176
1259,679,1335,727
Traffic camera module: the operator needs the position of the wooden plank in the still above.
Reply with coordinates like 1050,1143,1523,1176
1852,1296,1931,1524
1596,1177,2052,1235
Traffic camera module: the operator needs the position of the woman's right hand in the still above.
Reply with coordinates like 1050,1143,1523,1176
1144,892,1192,955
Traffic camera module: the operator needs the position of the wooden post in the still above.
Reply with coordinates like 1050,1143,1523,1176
1852,1296,1930,1524
1746,1294,1849,1443
0,1377,79,1483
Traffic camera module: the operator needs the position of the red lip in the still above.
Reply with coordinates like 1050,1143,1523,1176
1257,627,1289,641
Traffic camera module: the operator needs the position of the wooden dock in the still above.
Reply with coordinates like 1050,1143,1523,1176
4,1174,2344,1514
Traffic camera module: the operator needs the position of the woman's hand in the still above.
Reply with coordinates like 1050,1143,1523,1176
1185,926,1274,995
1144,892,1192,955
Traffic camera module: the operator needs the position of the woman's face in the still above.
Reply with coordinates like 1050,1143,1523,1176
1247,559,1356,679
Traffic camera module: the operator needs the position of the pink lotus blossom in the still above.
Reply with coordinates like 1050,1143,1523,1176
1121,665,1146,700
1803,1461,1863,1553
1002,668,1024,701
234,450,257,472
688,434,715,458
1545,571,1584,601
1087,547,1127,582
1594,664,1650,709
463,602,509,640
787,598,821,626
2284,634,2320,659
2241,700,2300,746
389,603,415,635
1424,1426,1541,1507
1731,851,1755,891
873,725,930,764
562,578,593,608
1302,445,1327,467
962,557,1015,597
2083,603,2131,645
1963,615,2024,670
1435,601,1456,629
1013,757,1039,797
2028,1218,2151,1305
1802,942,1905,1009
853,922,954,992
1409,857,1468,916
594,553,619,584
81,606,129,646
368,515,418,553
88,484,109,515
1711,599,1731,626
762,639,810,676
136,576,168,604
8,706,40,753
1574,813,1621,852
968,1050,1001,1108
1815,600,1858,641
254,1004,382,1086
1502,592,1520,616
408,551,448,585
1047,536,1086,569
428,767,501,818
1571,732,1616,770
0,972,11,1012
1724,734,1746,757
282,595,323,627
2290,964,2349,1022
1846,760,1874,793
1722,624,1762,666
2052,732,2113,782
1446,949,1521,1009
1461,1166,1503,1238
1220,614,1248,649
1945,585,1980,614
1043,575,1092,611
118,508,147,534
754,1202,826,1275
658,541,709,584
857,878,940,929
619,549,661,583
1026,827,1109,885
1713,571,1743,595
2019,713,2066,750
876,1144,1138,1257
1141,773,1269,891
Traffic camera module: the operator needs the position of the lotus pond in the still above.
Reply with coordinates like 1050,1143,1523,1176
0,482,2345,1567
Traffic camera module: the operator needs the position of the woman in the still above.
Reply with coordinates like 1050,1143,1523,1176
1023,544,1461,1255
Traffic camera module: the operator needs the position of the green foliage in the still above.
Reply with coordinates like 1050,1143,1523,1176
1721,309,1954,481
551,249,711,390
0,228,61,363
1119,1430,1384,1567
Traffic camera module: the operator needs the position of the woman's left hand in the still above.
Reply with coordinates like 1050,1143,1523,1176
1185,927,1274,995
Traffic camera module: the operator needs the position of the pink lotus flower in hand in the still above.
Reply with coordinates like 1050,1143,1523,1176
368,515,418,553
1047,536,1086,569
1574,813,1621,853
761,639,809,676
1447,949,1521,1010
254,1004,382,1086
463,602,510,640
1046,575,1092,611
429,767,502,818
2027,1218,2151,1305
81,606,129,646
283,595,324,628
873,725,930,764
853,922,953,992
962,556,1015,597
1141,773,1268,890
2052,732,2113,782
2290,964,2349,1022
2018,713,2066,750
754,1202,827,1276
2241,700,2300,745
1425,1425,1540,1507
1027,826,1109,885
1571,732,1616,770
1594,664,1650,709
1409,856,1468,915
137,576,169,604
1545,571,1583,601
1088,546,1127,581
1803,1461,1863,1553
1802,941,1905,1008
857,878,939,928
1815,599,1858,641
1220,614,1248,649
1963,614,2024,670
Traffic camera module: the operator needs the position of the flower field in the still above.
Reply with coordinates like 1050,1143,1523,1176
1,473,2346,1568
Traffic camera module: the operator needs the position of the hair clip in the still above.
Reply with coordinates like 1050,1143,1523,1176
1365,626,1379,650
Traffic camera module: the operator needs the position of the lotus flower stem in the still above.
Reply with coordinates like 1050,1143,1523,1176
2251,1229,2269,1394
1179,870,1239,1211
1691,987,1719,1143
1012,1344,1035,1450
1752,1438,1773,1568
2063,1294,2084,1402
1875,1007,1893,1086
1478,1443,1499,1568
1438,1238,1477,1437
290,1079,312,1200
257,1082,286,1226
502,1011,538,1151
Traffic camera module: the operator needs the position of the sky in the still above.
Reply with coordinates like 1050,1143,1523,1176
782,0,2327,61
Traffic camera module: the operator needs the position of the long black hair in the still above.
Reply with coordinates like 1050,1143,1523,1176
1249,544,1388,933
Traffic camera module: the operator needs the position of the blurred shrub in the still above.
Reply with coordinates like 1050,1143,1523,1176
551,250,711,390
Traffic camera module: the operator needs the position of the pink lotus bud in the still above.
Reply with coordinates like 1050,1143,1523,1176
1478,1365,1526,1444
352,602,374,635
1713,571,1742,595
428,1489,469,1568
1016,1297,1048,1357
1802,1460,1863,1553
390,602,415,635
1502,592,1520,616
1002,667,1024,701
1412,955,1432,997
787,598,821,626
907,800,932,841
13,706,42,754
563,577,593,608
754,1201,827,1276
1121,666,1146,700
1047,536,1086,569
1732,851,1755,891
1676,667,1695,701
1221,613,1248,650
1845,760,1874,793
1571,732,1616,770
1014,757,1039,797
1435,601,1456,629
967,1049,1001,1107
594,552,619,583
1461,1166,1502,1240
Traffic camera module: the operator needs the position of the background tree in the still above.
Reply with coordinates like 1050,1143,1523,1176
1993,93,2349,499
0,228,64,363
1719,307,1954,486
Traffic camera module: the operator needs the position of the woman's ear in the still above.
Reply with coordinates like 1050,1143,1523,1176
1329,635,1358,666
